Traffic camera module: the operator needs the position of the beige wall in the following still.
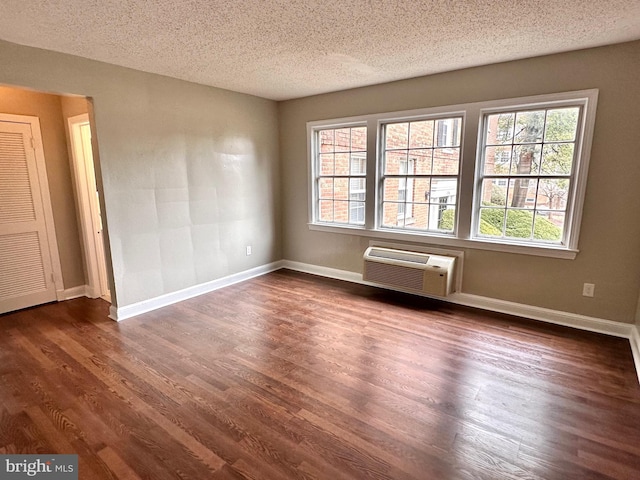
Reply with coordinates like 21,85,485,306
60,95,89,119
279,41,640,324
0,40,281,308
0,85,85,288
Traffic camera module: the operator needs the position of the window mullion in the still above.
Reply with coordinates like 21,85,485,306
365,118,378,229
457,106,479,240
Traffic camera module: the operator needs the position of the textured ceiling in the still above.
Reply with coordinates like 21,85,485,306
1,0,640,100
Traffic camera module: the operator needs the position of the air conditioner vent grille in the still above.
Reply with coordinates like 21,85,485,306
363,246,456,297
364,261,425,292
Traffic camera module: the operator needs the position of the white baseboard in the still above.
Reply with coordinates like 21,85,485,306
281,260,363,284
449,292,633,338
630,326,640,384
109,261,284,321
57,285,89,301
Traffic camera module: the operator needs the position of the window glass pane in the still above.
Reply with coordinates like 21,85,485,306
383,178,401,201
334,128,351,152
505,209,534,239
484,146,512,175
334,201,349,223
413,177,430,204
407,203,429,230
319,200,333,222
514,110,545,144
382,202,403,228
334,178,349,200
386,123,409,150
430,178,458,203
435,118,461,147
451,118,462,146
486,113,514,145
319,153,334,175
335,153,349,175
409,120,434,148
385,150,408,175
433,148,460,174
538,179,569,210
351,126,367,150
544,108,579,142
410,149,432,174
511,145,542,175
319,130,335,152
350,154,366,175
541,144,574,174
479,208,505,237
507,178,537,210
349,201,365,224
437,205,455,232
350,177,366,193
319,178,333,199
481,179,507,206
534,210,564,242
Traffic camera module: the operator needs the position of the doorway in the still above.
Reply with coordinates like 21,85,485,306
68,114,110,302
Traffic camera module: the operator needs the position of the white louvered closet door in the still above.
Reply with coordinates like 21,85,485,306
0,120,57,314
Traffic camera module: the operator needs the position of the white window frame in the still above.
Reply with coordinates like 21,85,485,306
307,89,598,260
308,121,368,227
378,114,463,234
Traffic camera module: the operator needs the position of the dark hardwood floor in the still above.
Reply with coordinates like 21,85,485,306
1,269,640,479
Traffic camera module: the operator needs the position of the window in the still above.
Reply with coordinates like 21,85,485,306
308,90,597,259
313,125,367,225
475,105,584,245
381,117,461,233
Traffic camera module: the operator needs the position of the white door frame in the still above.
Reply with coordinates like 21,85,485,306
68,113,109,300
0,113,64,300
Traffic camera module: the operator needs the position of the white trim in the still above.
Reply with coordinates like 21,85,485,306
109,261,284,321
308,223,579,259
280,260,363,284
57,285,89,301
630,326,640,384
68,113,109,299
449,292,632,338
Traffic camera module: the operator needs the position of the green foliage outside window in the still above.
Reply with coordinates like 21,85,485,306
439,208,561,240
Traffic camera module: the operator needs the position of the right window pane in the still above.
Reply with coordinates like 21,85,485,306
477,106,581,244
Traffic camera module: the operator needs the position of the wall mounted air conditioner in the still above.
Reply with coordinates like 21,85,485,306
363,246,456,297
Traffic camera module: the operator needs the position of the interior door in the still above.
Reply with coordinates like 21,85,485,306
0,119,58,314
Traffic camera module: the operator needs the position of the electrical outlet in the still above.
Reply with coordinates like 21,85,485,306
246,245,252,256
582,283,595,297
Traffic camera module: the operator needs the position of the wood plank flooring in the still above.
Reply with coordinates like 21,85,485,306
1,269,640,479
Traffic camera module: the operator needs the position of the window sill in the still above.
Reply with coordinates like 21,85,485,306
308,223,578,259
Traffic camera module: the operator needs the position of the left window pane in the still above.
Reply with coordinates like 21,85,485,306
314,126,367,226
